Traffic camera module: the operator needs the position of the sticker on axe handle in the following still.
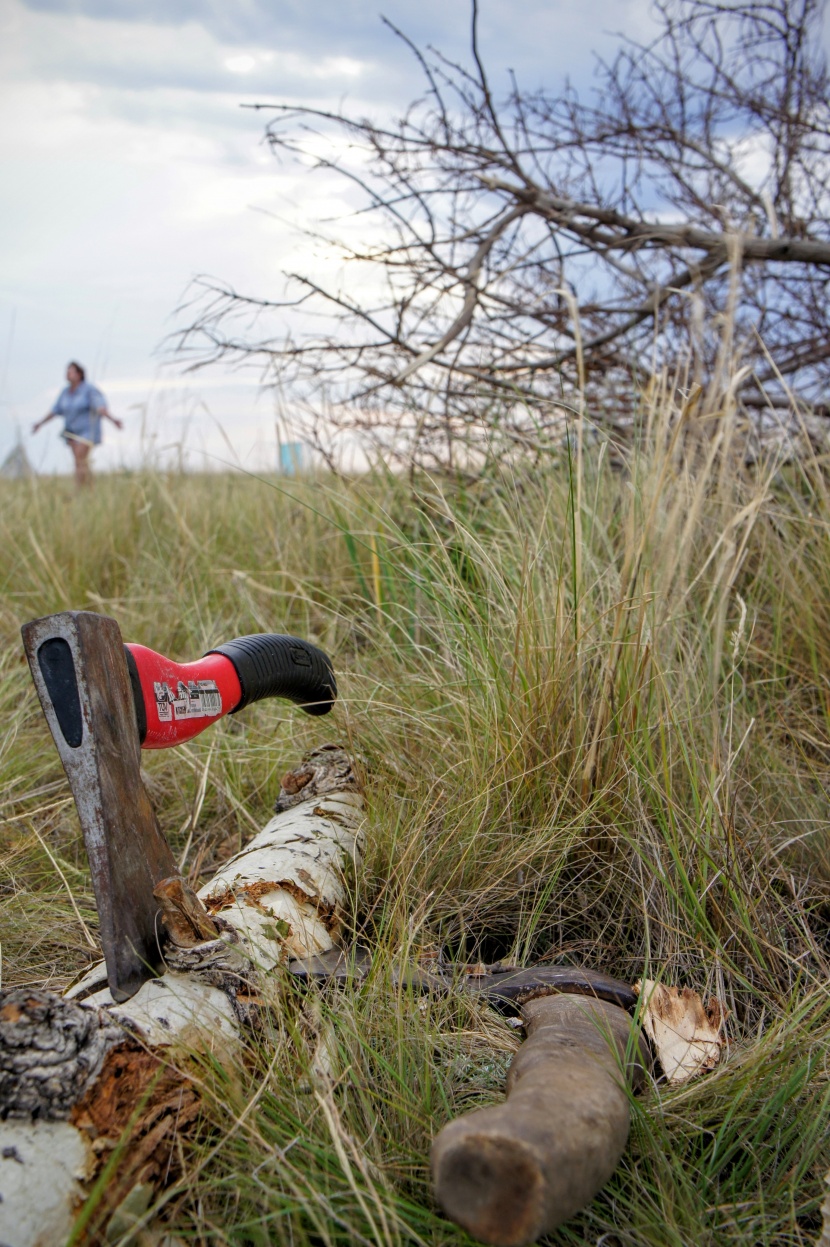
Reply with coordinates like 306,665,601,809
154,679,222,721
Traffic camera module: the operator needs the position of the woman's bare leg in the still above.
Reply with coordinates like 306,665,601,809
70,440,92,487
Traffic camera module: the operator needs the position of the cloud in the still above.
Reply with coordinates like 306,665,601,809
13,0,661,100
3,6,381,100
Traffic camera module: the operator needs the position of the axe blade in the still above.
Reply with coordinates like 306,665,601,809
22,610,178,1002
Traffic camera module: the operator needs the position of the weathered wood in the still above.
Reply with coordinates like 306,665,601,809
636,978,722,1083
0,746,364,1247
153,876,222,946
0,990,199,1247
431,994,648,1247
21,612,178,1002
0,990,122,1121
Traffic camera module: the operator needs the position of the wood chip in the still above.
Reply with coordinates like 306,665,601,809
635,979,723,1084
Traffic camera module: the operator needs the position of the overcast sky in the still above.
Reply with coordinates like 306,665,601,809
0,0,734,472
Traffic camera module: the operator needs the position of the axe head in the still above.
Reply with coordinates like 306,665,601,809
22,611,179,1002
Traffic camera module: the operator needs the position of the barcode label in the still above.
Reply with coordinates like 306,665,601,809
154,679,222,721
200,687,222,714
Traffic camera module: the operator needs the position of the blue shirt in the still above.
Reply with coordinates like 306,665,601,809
51,381,107,445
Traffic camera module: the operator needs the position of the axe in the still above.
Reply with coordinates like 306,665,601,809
23,611,646,1242
21,610,336,1003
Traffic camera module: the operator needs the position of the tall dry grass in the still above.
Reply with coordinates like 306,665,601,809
1,378,828,1244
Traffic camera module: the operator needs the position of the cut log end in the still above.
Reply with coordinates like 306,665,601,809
432,1130,546,1247
274,743,361,812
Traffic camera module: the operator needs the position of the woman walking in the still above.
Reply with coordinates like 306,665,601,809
32,362,122,486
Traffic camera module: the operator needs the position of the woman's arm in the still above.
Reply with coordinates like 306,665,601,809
31,412,58,434
91,387,123,431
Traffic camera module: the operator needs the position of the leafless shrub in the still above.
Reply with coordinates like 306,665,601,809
176,0,830,468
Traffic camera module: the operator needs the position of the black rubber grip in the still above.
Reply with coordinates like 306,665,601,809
207,634,336,716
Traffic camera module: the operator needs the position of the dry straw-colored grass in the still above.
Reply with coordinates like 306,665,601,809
1,376,828,1244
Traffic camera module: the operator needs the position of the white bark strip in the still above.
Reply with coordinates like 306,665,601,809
200,791,365,965
75,974,242,1047
0,1122,95,1247
0,745,363,1247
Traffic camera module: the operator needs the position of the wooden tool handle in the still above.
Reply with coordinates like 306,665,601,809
431,994,648,1247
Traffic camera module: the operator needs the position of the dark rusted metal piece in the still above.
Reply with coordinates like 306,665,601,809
466,963,637,1011
22,611,178,1003
287,945,372,984
287,952,636,1012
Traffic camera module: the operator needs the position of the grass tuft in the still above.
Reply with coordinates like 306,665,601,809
2,383,829,1242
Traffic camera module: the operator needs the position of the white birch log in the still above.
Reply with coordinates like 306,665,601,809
0,745,363,1247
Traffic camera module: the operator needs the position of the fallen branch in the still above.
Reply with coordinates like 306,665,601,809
0,745,364,1247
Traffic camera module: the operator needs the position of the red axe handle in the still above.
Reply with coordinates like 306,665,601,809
125,633,337,749
22,612,337,1000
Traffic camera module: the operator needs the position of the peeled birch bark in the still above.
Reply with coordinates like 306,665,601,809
0,745,363,1247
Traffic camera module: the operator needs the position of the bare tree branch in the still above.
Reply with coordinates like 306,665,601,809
175,0,830,467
